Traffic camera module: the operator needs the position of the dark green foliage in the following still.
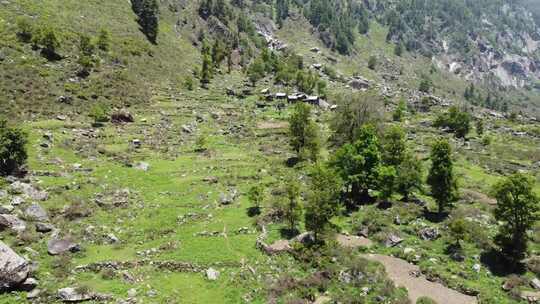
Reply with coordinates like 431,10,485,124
393,99,407,122
248,184,265,209
283,177,302,231
132,0,159,44
32,24,61,59
492,173,539,264
304,0,360,54
330,91,383,146
247,58,266,86
200,40,213,86
288,103,320,161
183,76,194,91
0,120,28,176
331,124,381,200
434,106,471,138
96,29,111,51
395,151,423,201
416,297,437,304
427,139,458,215
476,119,484,136
89,103,109,123
418,76,432,93
448,218,468,246
276,0,289,28
382,125,406,168
368,56,377,70
377,165,397,201
79,34,96,57
394,43,403,56
304,163,342,240
16,17,33,42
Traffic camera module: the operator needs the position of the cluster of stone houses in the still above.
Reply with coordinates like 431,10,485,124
261,89,334,110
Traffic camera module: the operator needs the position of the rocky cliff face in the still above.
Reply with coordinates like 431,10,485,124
378,0,540,89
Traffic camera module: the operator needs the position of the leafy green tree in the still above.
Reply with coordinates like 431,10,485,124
427,139,458,215
248,184,265,210
331,124,381,201
304,163,342,241
0,120,28,176
89,103,109,124
492,173,540,264
393,99,407,122
434,106,471,138
377,165,397,201
382,125,406,167
448,218,468,246
288,103,320,162
396,151,423,201
284,177,302,231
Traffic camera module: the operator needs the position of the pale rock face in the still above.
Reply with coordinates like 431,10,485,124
0,241,30,291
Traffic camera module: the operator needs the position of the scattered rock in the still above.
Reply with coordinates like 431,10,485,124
206,268,220,281
219,188,238,205
24,203,49,222
20,277,38,291
111,109,134,124
418,227,439,241
531,278,540,291
127,288,137,298
0,241,30,291
134,162,150,171
47,238,81,255
0,205,14,214
27,288,41,299
385,234,403,247
58,287,92,302
0,214,26,233
182,124,194,134
35,222,54,233
10,196,24,206
472,264,481,273
105,233,119,244
403,247,415,255
10,182,48,201
336,234,372,248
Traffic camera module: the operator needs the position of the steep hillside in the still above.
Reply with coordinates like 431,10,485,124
0,1,539,304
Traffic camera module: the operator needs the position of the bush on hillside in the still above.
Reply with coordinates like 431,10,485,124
0,120,27,176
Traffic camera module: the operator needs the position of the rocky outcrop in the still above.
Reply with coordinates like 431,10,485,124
0,241,29,291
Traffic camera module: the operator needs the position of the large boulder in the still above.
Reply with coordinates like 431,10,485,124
24,203,49,222
0,214,26,233
111,109,134,124
47,238,81,255
0,241,30,291
10,182,48,201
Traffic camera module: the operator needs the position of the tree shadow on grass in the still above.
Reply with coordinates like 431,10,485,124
480,248,526,277
279,228,300,239
246,206,261,217
422,209,449,223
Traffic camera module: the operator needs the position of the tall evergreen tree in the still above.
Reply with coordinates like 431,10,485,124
427,138,458,215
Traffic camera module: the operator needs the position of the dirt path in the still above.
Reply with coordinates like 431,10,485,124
364,254,477,304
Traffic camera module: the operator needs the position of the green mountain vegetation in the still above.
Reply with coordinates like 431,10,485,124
0,0,539,303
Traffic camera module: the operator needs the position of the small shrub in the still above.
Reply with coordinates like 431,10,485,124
183,76,194,91
64,200,92,220
194,133,208,152
89,103,109,123
101,268,116,280
0,120,28,176
417,296,437,304
16,17,33,42
32,24,61,58
481,135,492,146
52,254,73,279
96,29,111,51
368,55,377,70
